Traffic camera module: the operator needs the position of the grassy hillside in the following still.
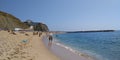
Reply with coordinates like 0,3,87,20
0,11,29,30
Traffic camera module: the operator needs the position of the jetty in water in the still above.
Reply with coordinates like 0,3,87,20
67,30,115,33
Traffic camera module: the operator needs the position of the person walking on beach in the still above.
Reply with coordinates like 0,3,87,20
48,32,53,43
47,32,53,48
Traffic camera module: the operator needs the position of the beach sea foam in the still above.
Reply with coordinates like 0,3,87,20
54,31,120,60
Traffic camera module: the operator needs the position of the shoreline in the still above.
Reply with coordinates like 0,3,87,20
43,34,97,60
0,30,103,60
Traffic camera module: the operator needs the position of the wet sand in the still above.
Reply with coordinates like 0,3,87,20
0,31,60,60
43,35,96,60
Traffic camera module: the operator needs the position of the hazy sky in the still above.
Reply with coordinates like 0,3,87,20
0,0,120,31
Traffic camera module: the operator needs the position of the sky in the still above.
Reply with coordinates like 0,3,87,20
0,0,120,31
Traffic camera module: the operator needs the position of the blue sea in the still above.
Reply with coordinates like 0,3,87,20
54,31,120,60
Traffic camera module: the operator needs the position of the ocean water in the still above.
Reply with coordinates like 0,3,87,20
54,31,120,60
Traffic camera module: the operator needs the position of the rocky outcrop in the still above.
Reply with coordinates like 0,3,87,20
34,23,49,31
24,20,49,31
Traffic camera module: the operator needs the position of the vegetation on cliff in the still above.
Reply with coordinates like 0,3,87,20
0,11,29,30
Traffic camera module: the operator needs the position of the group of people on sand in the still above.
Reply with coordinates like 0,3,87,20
1,29,54,45
33,31,42,37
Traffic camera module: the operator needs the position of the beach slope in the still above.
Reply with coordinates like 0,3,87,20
0,31,59,60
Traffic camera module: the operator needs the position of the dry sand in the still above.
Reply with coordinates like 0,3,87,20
0,30,60,60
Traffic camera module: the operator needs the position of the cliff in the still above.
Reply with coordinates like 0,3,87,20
0,11,29,30
0,11,49,31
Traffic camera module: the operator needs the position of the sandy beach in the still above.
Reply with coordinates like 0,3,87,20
0,30,97,60
0,30,60,60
